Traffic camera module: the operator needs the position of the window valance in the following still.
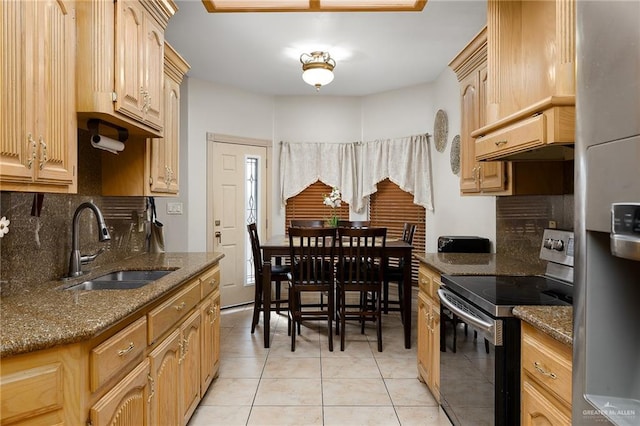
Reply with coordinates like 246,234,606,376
280,133,433,213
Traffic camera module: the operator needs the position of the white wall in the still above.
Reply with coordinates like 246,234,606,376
162,71,496,254
427,68,496,252
271,96,363,235
159,78,275,252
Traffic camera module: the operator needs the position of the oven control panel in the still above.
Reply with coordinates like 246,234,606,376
611,203,640,261
539,229,574,266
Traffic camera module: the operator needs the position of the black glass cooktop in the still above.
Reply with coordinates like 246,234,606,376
441,274,574,317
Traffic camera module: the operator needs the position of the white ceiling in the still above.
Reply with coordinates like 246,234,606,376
165,0,487,97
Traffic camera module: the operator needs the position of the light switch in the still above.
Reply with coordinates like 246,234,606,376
167,202,183,215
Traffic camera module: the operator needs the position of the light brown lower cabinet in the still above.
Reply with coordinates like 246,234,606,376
89,358,151,426
417,262,441,402
0,263,220,426
521,322,572,425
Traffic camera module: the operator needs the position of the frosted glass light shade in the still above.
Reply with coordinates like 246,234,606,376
302,67,334,88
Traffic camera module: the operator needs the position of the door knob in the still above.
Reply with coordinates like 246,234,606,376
215,231,221,244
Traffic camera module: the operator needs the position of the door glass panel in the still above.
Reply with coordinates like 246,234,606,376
245,156,259,284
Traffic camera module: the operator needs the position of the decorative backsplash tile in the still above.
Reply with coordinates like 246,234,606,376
496,195,574,266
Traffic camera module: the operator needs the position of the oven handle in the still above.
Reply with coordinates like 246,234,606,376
437,288,494,335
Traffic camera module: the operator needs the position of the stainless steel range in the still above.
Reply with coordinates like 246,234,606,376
438,229,575,426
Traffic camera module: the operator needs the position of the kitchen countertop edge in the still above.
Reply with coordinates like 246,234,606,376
1,252,224,358
513,305,573,347
416,253,545,276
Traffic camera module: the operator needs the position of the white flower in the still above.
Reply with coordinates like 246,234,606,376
323,187,342,208
0,216,9,238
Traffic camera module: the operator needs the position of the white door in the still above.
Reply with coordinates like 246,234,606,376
208,141,267,308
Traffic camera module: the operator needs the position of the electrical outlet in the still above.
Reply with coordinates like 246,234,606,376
548,220,557,229
167,202,183,215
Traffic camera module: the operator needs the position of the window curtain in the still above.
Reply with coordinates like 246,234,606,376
280,141,357,208
280,133,433,213
360,134,433,212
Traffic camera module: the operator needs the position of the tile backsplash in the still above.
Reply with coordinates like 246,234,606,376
0,131,147,295
496,194,574,267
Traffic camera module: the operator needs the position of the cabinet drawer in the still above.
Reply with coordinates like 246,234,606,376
418,269,432,296
148,279,201,344
90,316,147,392
522,323,572,405
0,361,63,424
476,114,546,161
200,265,220,299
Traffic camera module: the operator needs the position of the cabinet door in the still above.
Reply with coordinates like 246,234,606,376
200,290,220,395
115,0,145,122
89,358,151,426
143,15,164,130
149,76,180,194
459,71,481,193
522,378,571,426
0,0,76,192
417,291,430,384
428,300,441,402
0,0,35,184
33,0,76,187
180,310,201,425
149,329,181,426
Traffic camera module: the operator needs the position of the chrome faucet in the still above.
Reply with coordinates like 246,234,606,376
67,201,111,278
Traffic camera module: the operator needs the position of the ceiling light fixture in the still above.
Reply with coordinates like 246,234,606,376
300,51,336,91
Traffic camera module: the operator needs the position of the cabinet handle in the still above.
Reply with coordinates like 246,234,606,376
147,374,155,403
494,140,508,147
26,134,37,169
117,342,135,356
533,361,557,379
209,278,217,287
174,301,186,311
38,137,48,170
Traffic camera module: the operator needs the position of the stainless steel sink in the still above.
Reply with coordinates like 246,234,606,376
64,270,173,291
91,270,172,282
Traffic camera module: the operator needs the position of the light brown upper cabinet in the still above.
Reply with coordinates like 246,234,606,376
76,0,177,138
0,0,77,193
472,0,576,162
102,42,190,196
450,27,507,194
450,26,571,196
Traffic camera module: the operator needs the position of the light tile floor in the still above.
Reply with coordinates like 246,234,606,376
188,300,453,426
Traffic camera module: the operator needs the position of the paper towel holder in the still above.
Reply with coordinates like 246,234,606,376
87,119,129,143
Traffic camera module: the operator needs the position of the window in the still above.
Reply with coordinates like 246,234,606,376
285,180,350,230
369,179,425,284
246,156,259,285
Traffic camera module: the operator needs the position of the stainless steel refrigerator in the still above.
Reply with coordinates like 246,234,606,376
574,1,640,425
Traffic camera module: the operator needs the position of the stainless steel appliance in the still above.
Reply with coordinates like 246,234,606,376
439,229,575,426
574,1,640,425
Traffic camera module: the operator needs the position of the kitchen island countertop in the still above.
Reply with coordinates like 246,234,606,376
1,252,223,358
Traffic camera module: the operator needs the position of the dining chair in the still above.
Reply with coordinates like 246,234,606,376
247,223,291,341
337,220,371,228
287,226,337,351
382,222,416,319
290,219,325,228
335,226,387,351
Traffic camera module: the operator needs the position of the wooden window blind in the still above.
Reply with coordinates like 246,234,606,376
369,179,426,285
285,180,350,231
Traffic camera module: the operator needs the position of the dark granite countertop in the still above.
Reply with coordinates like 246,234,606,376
1,252,224,358
513,306,573,347
416,253,545,276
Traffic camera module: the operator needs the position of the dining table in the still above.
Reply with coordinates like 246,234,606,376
260,234,414,349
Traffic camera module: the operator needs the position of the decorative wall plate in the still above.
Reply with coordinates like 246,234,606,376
450,134,461,175
434,109,448,153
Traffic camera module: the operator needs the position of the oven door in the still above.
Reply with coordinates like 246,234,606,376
438,288,521,426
